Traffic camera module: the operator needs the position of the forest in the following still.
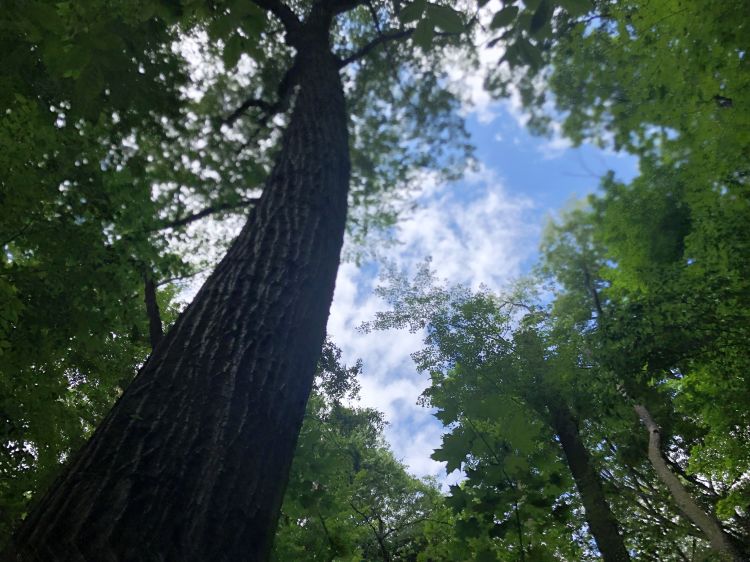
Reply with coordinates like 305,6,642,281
1,0,748,560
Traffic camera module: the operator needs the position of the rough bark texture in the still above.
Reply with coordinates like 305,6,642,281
8,30,349,562
549,403,631,562
633,404,744,562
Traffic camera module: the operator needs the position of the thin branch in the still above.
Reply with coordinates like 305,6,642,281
1,221,34,248
316,510,336,557
633,403,743,560
223,98,277,128
154,198,259,231
156,266,212,288
338,28,414,67
338,21,469,68
664,457,718,497
223,62,299,128
365,0,382,33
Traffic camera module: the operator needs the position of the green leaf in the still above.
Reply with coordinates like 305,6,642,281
504,454,529,473
73,63,104,120
207,14,235,41
223,35,244,69
490,6,519,29
228,0,256,18
557,0,592,16
25,2,64,34
455,517,483,540
475,548,498,562
517,37,544,70
399,0,426,24
425,3,464,34
445,485,468,511
412,18,434,49
432,429,471,472
529,0,552,35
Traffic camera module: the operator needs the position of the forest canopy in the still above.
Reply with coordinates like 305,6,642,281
1,0,748,560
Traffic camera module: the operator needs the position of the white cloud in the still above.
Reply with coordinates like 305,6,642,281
537,121,574,160
327,167,537,481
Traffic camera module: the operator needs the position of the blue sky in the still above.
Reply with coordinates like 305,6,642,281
327,98,639,483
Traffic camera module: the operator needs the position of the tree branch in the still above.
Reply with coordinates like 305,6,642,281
0,221,33,248
156,266,212,288
154,198,259,231
223,99,277,128
250,0,301,33
633,403,743,561
223,62,299,128
328,0,368,16
337,22,467,68
338,28,414,67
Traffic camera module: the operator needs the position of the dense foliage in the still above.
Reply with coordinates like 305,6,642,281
273,341,450,561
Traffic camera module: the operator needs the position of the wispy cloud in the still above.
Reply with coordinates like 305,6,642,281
328,166,537,480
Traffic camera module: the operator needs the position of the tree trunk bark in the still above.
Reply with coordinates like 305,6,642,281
8,35,349,562
633,404,744,562
143,272,164,351
549,403,631,562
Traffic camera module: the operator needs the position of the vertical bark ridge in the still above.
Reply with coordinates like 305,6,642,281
10,33,349,562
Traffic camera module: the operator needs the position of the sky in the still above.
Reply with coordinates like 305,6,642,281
326,94,639,484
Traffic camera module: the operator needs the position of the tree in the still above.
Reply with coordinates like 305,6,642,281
493,0,750,555
541,199,749,560
366,266,630,561
5,0,472,559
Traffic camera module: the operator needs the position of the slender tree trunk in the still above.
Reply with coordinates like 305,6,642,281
549,403,631,562
633,404,744,561
143,272,164,351
8,31,349,562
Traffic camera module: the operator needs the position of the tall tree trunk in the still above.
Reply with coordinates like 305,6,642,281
8,33,349,562
549,403,631,562
633,404,744,562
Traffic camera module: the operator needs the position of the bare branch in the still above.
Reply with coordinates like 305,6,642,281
338,28,414,68
223,61,299,127
337,21,468,68
155,198,259,232
223,98,277,128
156,266,212,288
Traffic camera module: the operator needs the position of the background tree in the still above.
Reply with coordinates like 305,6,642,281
273,340,450,562
0,0,195,540
365,265,631,560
